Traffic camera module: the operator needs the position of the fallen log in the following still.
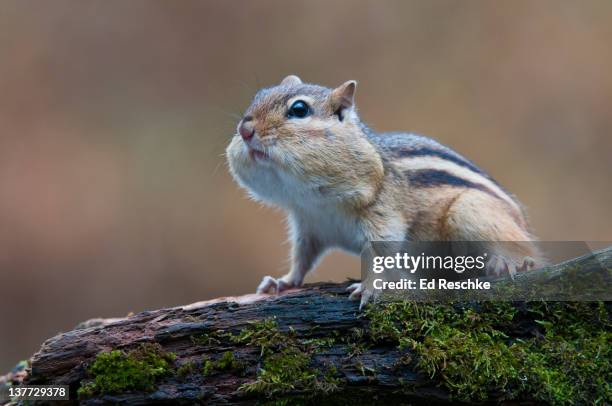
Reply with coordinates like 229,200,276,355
2,247,611,405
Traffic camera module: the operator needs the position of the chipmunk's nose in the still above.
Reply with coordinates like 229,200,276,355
239,116,255,142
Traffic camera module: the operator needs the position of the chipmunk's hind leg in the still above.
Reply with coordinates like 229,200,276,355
441,191,542,278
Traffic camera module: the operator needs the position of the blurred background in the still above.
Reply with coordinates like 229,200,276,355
1,0,611,370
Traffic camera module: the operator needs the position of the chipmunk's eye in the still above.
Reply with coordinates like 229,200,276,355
287,100,310,119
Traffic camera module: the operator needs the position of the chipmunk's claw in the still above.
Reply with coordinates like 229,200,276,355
346,282,374,310
521,256,537,271
346,282,363,300
256,275,294,294
486,256,536,279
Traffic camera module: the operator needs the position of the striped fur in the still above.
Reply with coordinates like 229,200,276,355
405,168,502,200
371,132,522,212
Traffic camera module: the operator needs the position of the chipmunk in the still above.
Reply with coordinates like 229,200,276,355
226,75,541,307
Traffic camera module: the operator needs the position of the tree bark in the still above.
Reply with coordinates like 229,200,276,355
3,246,611,405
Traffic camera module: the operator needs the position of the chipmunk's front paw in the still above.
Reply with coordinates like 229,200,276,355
346,282,375,310
486,256,536,279
256,275,296,294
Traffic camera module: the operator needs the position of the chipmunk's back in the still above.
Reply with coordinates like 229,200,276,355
369,131,521,211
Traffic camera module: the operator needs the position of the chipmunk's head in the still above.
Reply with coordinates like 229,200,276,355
226,75,384,209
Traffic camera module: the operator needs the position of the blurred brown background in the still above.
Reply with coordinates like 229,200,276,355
1,0,611,370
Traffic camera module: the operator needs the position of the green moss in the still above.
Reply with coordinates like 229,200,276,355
340,327,369,357
241,347,341,397
300,337,336,351
217,351,240,369
241,347,315,395
202,359,215,377
176,361,196,377
190,332,221,346
236,318,341,398
230,318,287,357
202,351,244,376
76,304,608,404
72,303,609,404
365,301,611,404
77,343,176,398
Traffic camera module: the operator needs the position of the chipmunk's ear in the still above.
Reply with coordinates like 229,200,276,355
280,75,302,86
330,80,357,120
